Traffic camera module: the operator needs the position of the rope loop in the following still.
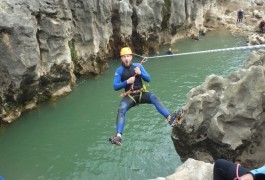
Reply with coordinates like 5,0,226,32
140,57,148,64
234,164,240,180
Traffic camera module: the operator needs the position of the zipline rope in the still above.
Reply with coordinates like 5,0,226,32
134,44,265,60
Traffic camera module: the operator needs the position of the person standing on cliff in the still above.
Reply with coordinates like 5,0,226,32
237,10,244,23
259,20,265,33
109,47,184,145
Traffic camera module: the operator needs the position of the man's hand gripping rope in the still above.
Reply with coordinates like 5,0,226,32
120,57,148,97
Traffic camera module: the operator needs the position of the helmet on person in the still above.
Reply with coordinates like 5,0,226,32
120,47,133,57
169,48,171,51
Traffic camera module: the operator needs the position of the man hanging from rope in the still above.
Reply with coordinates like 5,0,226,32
109,47,184,145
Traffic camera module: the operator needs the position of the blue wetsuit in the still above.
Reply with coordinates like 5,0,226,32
166,51,173,55
214,159,265,180
113,63,170,134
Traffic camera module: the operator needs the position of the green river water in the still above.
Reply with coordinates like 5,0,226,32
0,30,250,180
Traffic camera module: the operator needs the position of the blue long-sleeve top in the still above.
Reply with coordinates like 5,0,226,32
250,166,265,175
113,63,151,92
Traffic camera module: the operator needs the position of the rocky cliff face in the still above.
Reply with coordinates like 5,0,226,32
172,50,265,168
0,0,231,122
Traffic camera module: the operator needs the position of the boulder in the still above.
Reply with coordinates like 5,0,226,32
166,158,213,180
171,51,265,168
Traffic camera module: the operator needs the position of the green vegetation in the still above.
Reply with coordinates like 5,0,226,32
68,40,77,62
161,0,171,31
68,40,81,73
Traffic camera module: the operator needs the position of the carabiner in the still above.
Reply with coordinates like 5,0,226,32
141,57,148,63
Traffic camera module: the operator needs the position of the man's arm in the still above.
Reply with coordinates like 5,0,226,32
139,65,151,82
113,68,127,91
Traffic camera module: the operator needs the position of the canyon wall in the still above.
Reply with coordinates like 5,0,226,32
0,0,231,122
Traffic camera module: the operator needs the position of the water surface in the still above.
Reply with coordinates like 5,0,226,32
0,30,250,180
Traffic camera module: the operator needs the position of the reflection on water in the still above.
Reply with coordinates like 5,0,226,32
0,31,250,180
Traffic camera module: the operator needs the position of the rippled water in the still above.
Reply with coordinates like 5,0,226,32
0,30,250,180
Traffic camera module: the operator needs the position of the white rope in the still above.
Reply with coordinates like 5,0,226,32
134,44,265,60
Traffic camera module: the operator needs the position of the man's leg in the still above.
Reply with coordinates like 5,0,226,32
141,92,184,126
116,96,135,135
140,92,170,118
140,92,181,125
110,96,135,145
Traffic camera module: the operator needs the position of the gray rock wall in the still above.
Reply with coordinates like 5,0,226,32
172,50,265,168
0,0,75,122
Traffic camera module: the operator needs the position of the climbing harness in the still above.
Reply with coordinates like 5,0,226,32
234,164,240,180
127,85,147,105
119,57,148,98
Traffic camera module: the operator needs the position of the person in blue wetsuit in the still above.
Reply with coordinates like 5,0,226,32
214,159,265,180
166,48,173,55
109,47,184,145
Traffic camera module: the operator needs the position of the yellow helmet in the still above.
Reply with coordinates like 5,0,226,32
120,47,133,57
